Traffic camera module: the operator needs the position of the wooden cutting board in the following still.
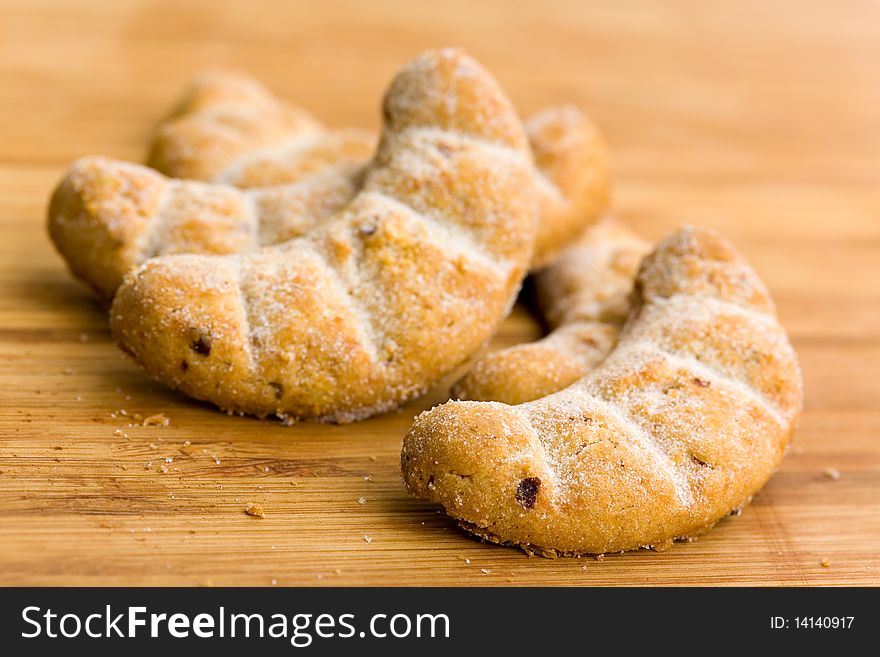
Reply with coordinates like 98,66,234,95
1,0,878,586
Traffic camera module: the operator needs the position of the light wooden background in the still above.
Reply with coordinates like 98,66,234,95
1,0,878,585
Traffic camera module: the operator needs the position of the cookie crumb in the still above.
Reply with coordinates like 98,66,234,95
271,579,278,586
820,558,830,568
480,568,490,575
595,554,605,562
822,467,841,481
363,535,372,543
245,502,265,518
364,475,373,482
143,413,170,427
357,497,366,505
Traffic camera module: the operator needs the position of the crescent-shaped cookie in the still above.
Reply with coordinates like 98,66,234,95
402,226,803,555
104,49,538,423
48,156,367,300
525,105,609,268
148,69,608,269
147,68,376,186
49,103,607,301
452,219,650,404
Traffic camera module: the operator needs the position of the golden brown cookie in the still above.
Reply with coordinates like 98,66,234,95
49,66,607,299
402,226,803,555
49,103,606,301
525,105,609,268
150,70,608,269
103,49,538,423
452,219,649,404
147,68,375,186
48,156,364,299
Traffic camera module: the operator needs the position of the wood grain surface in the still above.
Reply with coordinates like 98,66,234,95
1,0,878,586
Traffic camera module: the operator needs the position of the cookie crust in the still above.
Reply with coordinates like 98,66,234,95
402,226,803,555
453,218,649,404
89,49,539,423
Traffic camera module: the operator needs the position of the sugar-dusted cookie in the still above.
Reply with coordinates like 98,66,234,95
525,106,609,268
149,70,608,269
147,68,376,186
453,219,649,404
50,102,607,300
49,156,364,299
402,226,803,555
100,49,538,423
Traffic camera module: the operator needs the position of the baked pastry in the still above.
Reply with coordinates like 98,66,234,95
106,48,538,423
452,218,649,404
48,156,365,299
147,68,376,186
49,103,606,300
525,105,609,268
402,226,803,555
150,69,608,268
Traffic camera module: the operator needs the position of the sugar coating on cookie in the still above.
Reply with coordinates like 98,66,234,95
49,156,365,299
105,49,539,423
148,68,377,189
453,218,649,404
49,77,606,299
525,105,610,268
148,68,376,184
402,226,803,556
151,70,608,269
